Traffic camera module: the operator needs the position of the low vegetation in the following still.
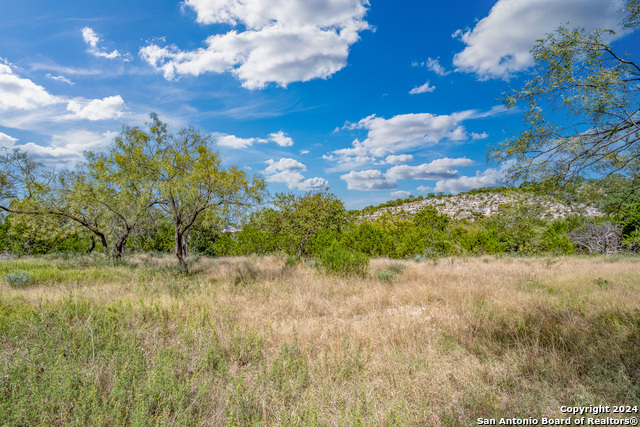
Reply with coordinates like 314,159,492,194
1,254,639,426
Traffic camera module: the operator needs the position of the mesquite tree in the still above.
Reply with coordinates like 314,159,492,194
143,114,265,271
492,0,640,196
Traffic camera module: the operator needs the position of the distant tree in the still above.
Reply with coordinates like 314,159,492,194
569,221,623,254
257,191,347,256
492,1,640,197
143,114,265,270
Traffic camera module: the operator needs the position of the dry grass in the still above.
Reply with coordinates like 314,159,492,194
1,254,639,426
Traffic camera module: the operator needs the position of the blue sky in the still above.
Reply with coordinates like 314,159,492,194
1,0,638,209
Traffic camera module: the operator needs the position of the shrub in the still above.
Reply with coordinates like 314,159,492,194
4,270,34,287
569,221,622,254
377,270,395,282
320,245,369,276
284,255,299,268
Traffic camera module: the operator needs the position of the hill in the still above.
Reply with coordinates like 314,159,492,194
360,188,603,221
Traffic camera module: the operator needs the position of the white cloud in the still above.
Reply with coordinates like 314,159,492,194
384,154,413,164
386,158,474,181
216,134,268,148
433,167,503,194
0,62,58,110
426,57,450,76
0,61,127,127
0,130,117,168
263,157,328,190
66,95,125,121
264,157,306,173
416,185,432,193
330,111,471,165
0,131,18,149
299,149,310,155
452,0,625,79
412,57,450,76
409,81,436,95
391,190,411,198
215,130,294,149
141,0,370,89
269,130,294,147
82,27,132,61
471,132,489,140
45,74,74,85
340,169,395,191
340,157,475,191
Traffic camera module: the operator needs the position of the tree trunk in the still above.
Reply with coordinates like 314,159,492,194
86,235,95,254
175,227,188,272
99,234,109,256
296,231,314,257
112,228,132,258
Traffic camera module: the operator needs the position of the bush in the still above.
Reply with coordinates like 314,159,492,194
4,270,34,287
569,221,623,254
377,270,395,282
320,245,369,276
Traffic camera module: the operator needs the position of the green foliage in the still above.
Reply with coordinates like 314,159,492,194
493,2,640,195
413,206,450,232
320,245,369,276
255,191,347,256
339,222,393,257
377,270,395,282
3,270,34,287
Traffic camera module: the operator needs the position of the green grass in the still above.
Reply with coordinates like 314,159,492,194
0,254,639,426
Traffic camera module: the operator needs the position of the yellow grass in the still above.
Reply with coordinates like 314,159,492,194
2,254,639,425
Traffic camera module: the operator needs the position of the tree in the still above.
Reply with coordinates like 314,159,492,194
256,191,347,257
144,115,265,271
0,123,161,257
491,1,640,196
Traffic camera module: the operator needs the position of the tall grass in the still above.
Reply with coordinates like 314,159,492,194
1,254,639,425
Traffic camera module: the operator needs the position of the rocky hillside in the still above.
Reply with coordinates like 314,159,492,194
362,190,603,221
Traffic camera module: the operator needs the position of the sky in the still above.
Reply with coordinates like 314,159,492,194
1,0,638,209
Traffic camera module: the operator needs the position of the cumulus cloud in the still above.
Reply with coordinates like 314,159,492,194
269,130,294,147
0,130,117,168
328,110,480,168
215,130,294,149
264,157,306,174
66,95,125,121
0,61,127,126
340,169,395,191
384,154,413,164
391,190,411,198
82,27,132,61
433,167,504,194
340,157,474,191
217,134,268,148
471,132,489,140
0,131,18,149
409,81,436,95
140,0,370,89
452,0,625,79
385,158,474,181
0,62,58,110
263,157,328,191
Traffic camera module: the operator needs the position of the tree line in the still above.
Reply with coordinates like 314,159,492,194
0,114,264,271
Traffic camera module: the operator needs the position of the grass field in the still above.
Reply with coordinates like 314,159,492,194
1,254,639,426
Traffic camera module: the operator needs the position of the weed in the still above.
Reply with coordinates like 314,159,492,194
593,277,610,290
4,270,34,287
377,270,395,282
320,246,369,276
